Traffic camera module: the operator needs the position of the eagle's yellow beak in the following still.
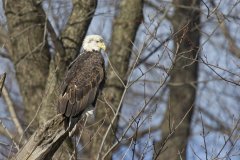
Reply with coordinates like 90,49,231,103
98,42,106,51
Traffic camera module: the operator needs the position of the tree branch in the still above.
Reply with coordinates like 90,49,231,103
0,72,6,96
2,86,24,139
11,115,72,160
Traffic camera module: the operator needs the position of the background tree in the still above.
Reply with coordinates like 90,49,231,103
0,0,239,159
89,0,143,159
154,0,200,159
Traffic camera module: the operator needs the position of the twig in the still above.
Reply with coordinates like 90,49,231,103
102,65,170,159
2,86,24,139
121,138,134,160
135,23,189,67
132,118,140,160
78,118,106,153
154,105,194,160
214,118,240,159
0,120,19,150
97,42,147,159
102,94,116,115
96,82,129,159
106,54,126,87
189,144,202,160
200,112,208,160
18,98,43,145
0,72,6,96
201,0,210,18
102,49,173,158
200,57,240,86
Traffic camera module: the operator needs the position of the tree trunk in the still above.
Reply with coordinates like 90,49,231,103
38,0,97,125
37,0,98,159
5,0,51,130
5,0,97,159
155,0,200,159
87,0,143,159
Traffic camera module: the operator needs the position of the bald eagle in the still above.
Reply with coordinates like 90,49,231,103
57,35,106,118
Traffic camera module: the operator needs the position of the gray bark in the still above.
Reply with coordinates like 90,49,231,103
155,0,200,159
5,0,51,129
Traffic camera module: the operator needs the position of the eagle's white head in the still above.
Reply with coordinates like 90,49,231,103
82,35,106,52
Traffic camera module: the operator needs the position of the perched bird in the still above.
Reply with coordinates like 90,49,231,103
57,35,106,119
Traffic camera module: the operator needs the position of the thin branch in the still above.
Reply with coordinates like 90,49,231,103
102,64,171,159
200,112,208,160
0,72,6,96
220,20,240,59
214,118,240,159
201,0,210,18
2,86,24,140
0,120,19,150
200,57,240,86
154,105,194,160
106,54,126,87
135,23,189,67
131,118,140,160
121,138,134,160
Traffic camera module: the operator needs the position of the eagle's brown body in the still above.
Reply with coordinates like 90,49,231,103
58,51,105,117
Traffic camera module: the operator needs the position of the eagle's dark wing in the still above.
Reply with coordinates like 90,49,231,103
58,52,105,117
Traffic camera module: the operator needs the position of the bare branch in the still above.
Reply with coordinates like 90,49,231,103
11,115,71,160
0,72,6,96
220,21,240,59
2,86,24,140
0,120,19,151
